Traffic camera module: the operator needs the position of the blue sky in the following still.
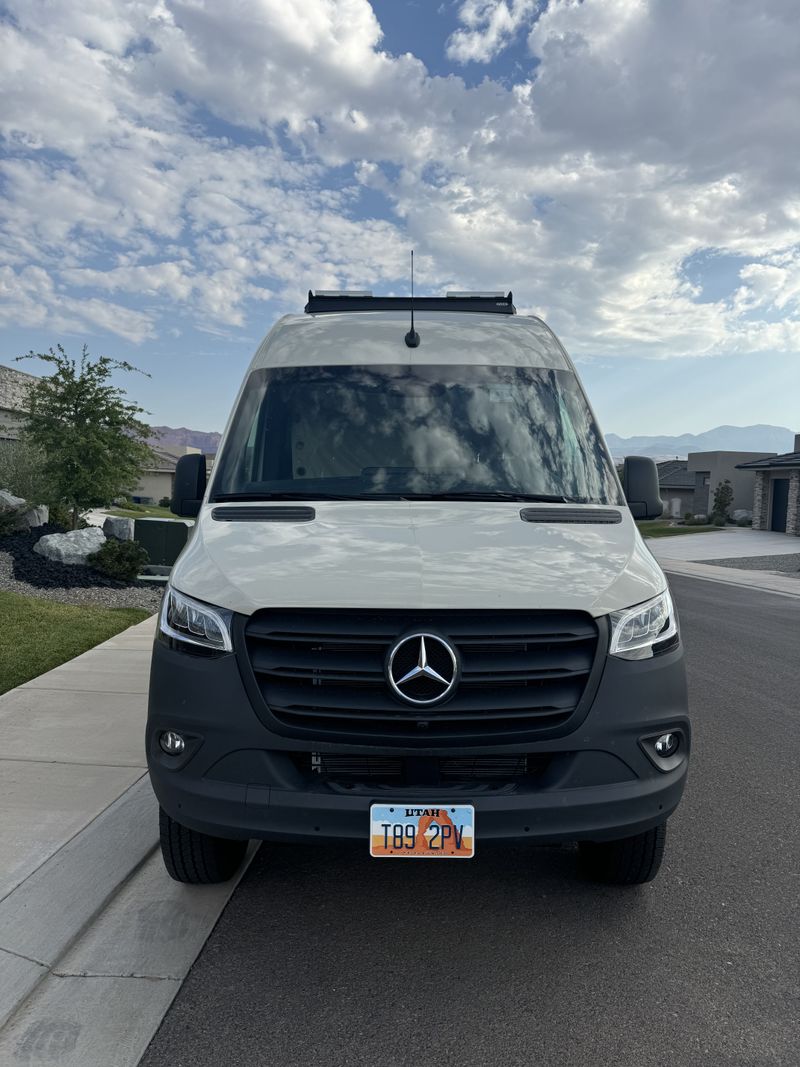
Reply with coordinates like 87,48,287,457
1,0,799,437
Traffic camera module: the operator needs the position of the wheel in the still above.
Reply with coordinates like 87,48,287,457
159,806,248,884
578,821,667,885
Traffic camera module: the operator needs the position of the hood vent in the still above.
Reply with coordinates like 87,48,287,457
211,506,316,523
520,507,622,525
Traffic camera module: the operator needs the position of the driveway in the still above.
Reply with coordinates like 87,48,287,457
141,575,800,1067
648,526,800,561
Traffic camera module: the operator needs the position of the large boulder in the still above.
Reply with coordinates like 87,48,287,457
103,515,134,542
732,509,752,522
33,527,106,565
0,491,48,531
0,490,25,511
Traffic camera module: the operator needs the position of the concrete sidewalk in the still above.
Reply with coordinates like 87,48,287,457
648,527,800,562
0,615,249,1066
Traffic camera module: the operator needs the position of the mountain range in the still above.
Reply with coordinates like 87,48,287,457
148,425,222,455
148,422,796,461
604,424,795,460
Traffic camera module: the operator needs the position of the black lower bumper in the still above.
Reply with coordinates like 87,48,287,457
146,636,690,846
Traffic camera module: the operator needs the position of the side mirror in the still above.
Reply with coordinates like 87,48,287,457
171,454,207,518
622,455,663,520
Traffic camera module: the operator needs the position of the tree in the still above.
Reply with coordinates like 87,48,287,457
711,478,734,524
17,345,154,529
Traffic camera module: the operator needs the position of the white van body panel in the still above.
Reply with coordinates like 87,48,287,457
248,312,571,371
172,502,665,618
173,305,669,621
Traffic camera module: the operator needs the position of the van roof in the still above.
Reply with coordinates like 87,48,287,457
250,311,572,372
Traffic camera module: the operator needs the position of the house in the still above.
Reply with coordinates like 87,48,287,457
132,447,215,504
736,435,800,535
0,363,36,442
657,451,776,519
657,460,696,519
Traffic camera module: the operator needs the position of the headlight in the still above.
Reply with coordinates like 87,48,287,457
609,589,677,660
159,585,233,652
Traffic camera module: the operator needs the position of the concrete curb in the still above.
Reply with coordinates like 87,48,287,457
662,558,800,598
0,776,158,1029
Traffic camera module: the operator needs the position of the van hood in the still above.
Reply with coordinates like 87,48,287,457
171,502,665,618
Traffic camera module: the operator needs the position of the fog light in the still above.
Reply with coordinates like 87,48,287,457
654,732,679,757
159,730,186,755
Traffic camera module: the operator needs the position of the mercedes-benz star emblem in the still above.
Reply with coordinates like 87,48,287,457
387,633,458,706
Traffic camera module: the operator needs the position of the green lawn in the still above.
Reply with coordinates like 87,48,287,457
636,521,718,538
107,504,176,519
0,591,150,696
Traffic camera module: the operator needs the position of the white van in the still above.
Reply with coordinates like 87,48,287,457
148,291,689,885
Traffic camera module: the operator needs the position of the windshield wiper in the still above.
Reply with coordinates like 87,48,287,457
213,491,590,503
214,490,362,499
402,492,587,503
212,491,407,502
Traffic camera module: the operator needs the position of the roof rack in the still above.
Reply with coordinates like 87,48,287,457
304,290,515,315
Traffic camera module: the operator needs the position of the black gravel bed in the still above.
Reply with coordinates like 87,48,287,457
702,552,800,575
0,525,164,610
0,524,140,589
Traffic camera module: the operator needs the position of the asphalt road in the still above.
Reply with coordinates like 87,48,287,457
141,576,800,1067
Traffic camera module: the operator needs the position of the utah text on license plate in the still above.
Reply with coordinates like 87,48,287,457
369,804,475,858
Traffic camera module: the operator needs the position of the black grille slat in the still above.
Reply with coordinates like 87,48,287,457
272,704,570,724
265,680,583,714
243,609,599,742
249,647,384,678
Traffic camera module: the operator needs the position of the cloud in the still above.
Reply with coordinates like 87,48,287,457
446,0,540,64
0,0,798,364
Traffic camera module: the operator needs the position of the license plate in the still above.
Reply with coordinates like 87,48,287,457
370,803,475,858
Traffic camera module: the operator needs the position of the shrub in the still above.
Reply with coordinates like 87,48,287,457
712,514,726,527
159,496,171,508
711,479,733,524
684,511,693,522
736,516,753,527
87,539,149,582
0,437,52,504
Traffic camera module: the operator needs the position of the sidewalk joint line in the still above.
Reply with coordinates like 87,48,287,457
0,945,48,969
0,756,146,768
51,971,180,982
18,686,149,695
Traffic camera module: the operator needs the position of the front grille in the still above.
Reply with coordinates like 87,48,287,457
241,609,601,743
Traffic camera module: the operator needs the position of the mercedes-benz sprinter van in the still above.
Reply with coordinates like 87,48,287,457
148,291,689,886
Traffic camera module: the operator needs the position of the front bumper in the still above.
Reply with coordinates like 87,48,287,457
146,635,690,846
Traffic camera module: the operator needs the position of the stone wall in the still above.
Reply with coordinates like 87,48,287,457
752,471,769,530
787,470,800,537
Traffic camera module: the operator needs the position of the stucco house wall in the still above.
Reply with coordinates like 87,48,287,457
686,451,776,514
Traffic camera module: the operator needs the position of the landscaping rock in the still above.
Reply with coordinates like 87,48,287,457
693,514,708,523
0,490,26,511
732,509,753,522
103,516,135,542
22,504,49,529
33,527,106,565
0,492,49,531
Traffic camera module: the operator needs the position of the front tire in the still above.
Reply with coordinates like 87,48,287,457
159,807,248,884
578,821,667,885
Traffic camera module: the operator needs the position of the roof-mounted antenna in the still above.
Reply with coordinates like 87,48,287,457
404,250,420,348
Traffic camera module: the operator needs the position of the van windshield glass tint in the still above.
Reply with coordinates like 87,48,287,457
210,364,623,504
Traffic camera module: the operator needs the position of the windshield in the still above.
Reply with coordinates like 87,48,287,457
210,363,622,504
